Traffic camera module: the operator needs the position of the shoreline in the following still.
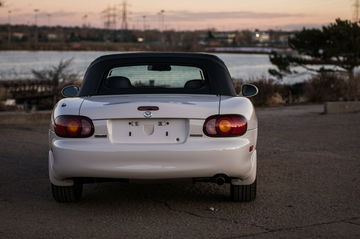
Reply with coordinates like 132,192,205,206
0,49,274,55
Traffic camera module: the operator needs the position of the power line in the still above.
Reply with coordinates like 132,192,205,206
101,2,129,30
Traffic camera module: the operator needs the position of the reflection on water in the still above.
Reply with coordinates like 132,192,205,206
0,51,310,83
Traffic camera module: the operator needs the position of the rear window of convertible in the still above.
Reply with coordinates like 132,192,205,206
97,64,210,94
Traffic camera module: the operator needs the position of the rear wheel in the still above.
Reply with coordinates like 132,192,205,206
230,179,256,202
51,183,83,202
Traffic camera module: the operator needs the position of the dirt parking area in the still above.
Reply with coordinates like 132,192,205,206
0,105,359,238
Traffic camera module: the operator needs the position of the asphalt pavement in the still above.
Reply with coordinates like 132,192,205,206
0,105,359,238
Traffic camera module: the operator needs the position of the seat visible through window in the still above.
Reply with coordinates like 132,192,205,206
184,80,205,89
106,76,134,89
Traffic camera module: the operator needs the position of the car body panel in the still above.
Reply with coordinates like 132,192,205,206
78,94,221,120
52,97,84,118
219,96,258,130
49,128,257,186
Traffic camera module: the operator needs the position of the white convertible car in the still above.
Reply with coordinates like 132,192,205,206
49,53,258,202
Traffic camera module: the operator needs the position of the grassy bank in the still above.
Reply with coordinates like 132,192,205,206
1,71,360,111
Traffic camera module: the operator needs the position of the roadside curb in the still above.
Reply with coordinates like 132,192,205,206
0,111,51,124
324,101,360,114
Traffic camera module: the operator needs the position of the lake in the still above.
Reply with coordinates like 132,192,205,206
0,51,310,84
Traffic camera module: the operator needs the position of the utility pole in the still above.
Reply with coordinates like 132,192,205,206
7,10,11,24
158,10,165,31
82,14,88,28
47,14,52,26
121,1,128,30
112,6,117,29
34,9,39,25
354,0,360,22
142,15,147,31
34,9,39,44
7,10,11,44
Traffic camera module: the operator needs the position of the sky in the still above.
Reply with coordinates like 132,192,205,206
0,0,353,30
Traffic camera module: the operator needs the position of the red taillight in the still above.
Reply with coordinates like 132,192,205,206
203,115,247,137
138,106,159,111
54,115,94,138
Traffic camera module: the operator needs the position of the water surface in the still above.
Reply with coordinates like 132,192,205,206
0,51,310,83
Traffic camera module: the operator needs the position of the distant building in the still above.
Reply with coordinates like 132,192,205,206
254,30,270,43
253,30,294,47
0,24,296,50
200,31,237,46
12,32,25,40
46,33,57,41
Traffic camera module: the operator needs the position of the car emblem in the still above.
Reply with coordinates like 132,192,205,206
144,111,152,118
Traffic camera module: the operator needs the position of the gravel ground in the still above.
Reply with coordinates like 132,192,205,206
0,104,359,238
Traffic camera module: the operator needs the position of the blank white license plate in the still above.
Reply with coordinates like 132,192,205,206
108,119,189,144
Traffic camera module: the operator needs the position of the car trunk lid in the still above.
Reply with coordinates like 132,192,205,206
80,94,220,120
80,94,220,144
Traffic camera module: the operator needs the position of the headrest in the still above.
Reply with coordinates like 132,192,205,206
106,76,133,89
184,80,205,89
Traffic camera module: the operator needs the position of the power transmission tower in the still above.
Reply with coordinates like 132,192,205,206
82,14,88,28
354,0,360,22
120,1,129,30
101,7,110,29
101,6,117,29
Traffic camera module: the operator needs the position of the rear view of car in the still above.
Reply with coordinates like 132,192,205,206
49,53,258,202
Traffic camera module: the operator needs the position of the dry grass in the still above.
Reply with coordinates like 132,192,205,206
234,72,360,106
234,78,288,106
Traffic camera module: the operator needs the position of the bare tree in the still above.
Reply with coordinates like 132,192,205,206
31,59,79,106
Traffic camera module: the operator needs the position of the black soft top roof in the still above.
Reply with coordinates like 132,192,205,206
79,52,236,97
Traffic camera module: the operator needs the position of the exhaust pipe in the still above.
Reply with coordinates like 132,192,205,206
192,174,229,185
215,175,226,185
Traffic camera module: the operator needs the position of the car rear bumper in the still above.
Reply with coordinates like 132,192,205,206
49,129,257,186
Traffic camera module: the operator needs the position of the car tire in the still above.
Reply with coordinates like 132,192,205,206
51,183,83,202
230,179,256,202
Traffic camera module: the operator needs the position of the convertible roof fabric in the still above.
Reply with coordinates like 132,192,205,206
79,52,236,97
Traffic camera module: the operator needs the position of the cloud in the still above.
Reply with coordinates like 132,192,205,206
133,10,305,22
43,11,79,18
3,10,96,26
15,11,79,18
277,23,323,30
2,9,311,30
